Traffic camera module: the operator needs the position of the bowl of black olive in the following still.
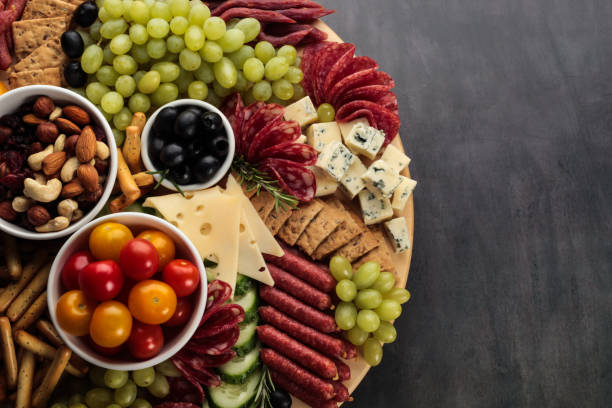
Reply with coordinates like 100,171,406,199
141,100,235,191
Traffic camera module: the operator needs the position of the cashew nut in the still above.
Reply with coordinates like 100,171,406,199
96,141,110,160
27,145,53,171
35,216,70,233
23,178,62,203
54,134,66,153
11,196,33,213
60,157,80,183
57,199,78,221
33,172,46,184
49,107,62,121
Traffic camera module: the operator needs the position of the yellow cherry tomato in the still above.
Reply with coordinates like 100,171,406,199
128,280,177,325
89,301,133,348
0,81,8,96
136,230,176,270
89,222,134,262
56,290,97,336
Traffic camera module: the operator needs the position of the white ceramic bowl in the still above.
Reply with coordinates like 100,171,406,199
140,99,235,192
0,85,118,240
47,213,208,371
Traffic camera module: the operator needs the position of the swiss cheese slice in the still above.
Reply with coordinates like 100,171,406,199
238,208,275,286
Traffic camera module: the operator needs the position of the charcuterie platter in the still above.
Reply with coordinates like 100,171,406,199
0,1,415,407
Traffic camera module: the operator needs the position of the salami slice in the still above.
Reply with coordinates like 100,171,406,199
301,42,330,97
186,325,240,355
211,0,323,16
167,377,202,405
313,43,355,105
303,26,328,44
336,100,400,144
335,109,376,129
240,101,265,147
197,304,245,336
246,117,283,162
206,279,233,310
257,142,317,166
219,8,296,23
378,91,399,114
243,103,285,149
335,84,393,106
250,119,301,155
329,69,394,106
259,158,316,202
322,56,379,100
258,24,313,47
322,48,361,100
171,358,207,402
277,7,335,21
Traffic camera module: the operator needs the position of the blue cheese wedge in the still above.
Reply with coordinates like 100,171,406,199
362,159,402,198
338,118,369,142
344,124,385,159
315,141,355,182
358,190,394,225
391,176,417,215
339,156,367,199
383,217,411,253
284,96,318,127
307,122,342,153
311,166,339,197
380,144,411,173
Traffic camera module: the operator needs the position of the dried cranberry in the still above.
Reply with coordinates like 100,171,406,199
0,115,20,129
5,151,24,172
18,103,33,115
0,126,11,144
0,173,25,191
93,126,106,141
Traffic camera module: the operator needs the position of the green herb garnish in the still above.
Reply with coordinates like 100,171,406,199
146,169,186,198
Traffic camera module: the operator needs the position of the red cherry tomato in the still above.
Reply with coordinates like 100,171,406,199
61,251,94,290
89,337,124,356
119,238,159,281
127,320,164,360
79,260,124,301
164,297,193,327
162,259,200,297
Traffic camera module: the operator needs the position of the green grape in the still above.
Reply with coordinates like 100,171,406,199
218,28,244,53
205,88,222,107
252,80,271,101
151,1,171,21
132,367,155,387
227,45,254,70
90,20,102,41
113,54,138,74
329,255,353,281
129,399,152,408
147,373,169,398
272,79,293,100
276,45,297,65
144,0,154,8
194,62,214,83
81,44,104,74
113,107,133,130
69,404,88,408
317,103,335,122
188,3,210,25
77,29,94,48
98,105,113,121
353,261,380,289
151,83,178,105
336,279,357,302
129,24,148,44
151,62,180,82
384,288,411,304
147,17,169,38
50,403,68,408
113,380,137,407
112,128,126,146
212,81,232,98
129,1,149,24
96,65,118,86
346,326,369,346
169,0,188,16
213,57,237,88
235,18,260,42
107,404,123,408
84,388,113,408
122,0,133,20
179,48,201,71
104,0,124,17
131,43,150,64
374,299,402,322
292,83,306,100
155,360,182,377
169,16,188,35
128,92,151,113
293,55,302,67
203,16,226,40
356,309,380,332
175,69,194,94
146,38,166,59
264,56,289,81
284,66,303,84
98,6,112,22
69,394,85,405
101,91,125,114
133,70,146,84
254,41,275,64
373,321,397,343
242,57,264,82
160,52,178,62
103,44,115,64
100,18,128,39
363,338,383,366
371,272,395,294
184,25,205,51
355,289,383,310
187,80,208,100
103,367,129,391
110,34,132,55
137,70,161,93
200,40,223,63
242,89,256,106
166,35,185,53
335,301,357,330
234,71,249,92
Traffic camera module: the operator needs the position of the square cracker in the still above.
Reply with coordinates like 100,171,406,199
21,0,77,20
335,225,380,262
250,191,276,221
265,205,293,235
11,38,65,73
296,204,344,256
12,17,67,60
354,242,395,273
8,67,62,88
278,199,324,246
312,200,364,260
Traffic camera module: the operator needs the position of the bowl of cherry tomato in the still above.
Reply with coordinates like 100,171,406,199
47,212,207,370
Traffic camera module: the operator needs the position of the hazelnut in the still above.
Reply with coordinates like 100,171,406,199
36,122,59,144
27,205,51,226
0,201,17,221
33,96,55,118
64,135,79,154
29,142,43,155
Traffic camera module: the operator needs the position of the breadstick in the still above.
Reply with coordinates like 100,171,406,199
133,172,154,188
14,291,47,331
35,320,63,347
31,346,71,408
15,350,35,408
14,331,85,377
7,265,50,322
110,149,141,213
2,233,21,280
0,255,48,314
32,361,49,389
0,318,18,389
123,125,143,173
130,112,146,132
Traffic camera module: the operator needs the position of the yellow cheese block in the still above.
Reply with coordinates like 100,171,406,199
238,208,275,286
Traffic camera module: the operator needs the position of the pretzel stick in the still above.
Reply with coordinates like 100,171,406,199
14,291,46,331
0,318,17,388
123,125,143,173
7,265,50,322
34,320,89,372
0,255,48,314
31,346,71,408
15,350,34,408
14,331,85,377
110,149,141,213
2,233,21,280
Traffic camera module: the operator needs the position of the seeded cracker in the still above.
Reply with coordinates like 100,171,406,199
335,224,380,262
21,0,77,20
312,199,364,260
296,204,344,256
12,17,68,60
353,225,395,273
250,191,276,221
265,205,293,235
11,38,65,73
8,67,62,88
278,199,324,246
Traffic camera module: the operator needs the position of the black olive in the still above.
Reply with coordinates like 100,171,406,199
169,164,192,185
174,109,199,140
185,140,205,160
148,134,165,163
185,106,204,117
64,61,87,87
270,388,292,408
60,31,84,59
74,0,99,27
209,135,229,158
201,111,223,135
156,107,179,135
159,143,185,168
194,155,220,183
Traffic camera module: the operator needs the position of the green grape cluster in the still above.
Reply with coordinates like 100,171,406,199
330,255,411,367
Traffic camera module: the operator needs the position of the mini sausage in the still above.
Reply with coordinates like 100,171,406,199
267,263,332,310
269,370,338,408
332,357,351,381
332,381,351,402
341,338,358,359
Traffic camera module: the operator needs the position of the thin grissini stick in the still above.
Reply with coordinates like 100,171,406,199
33,320,89,373
0,255,48,314
14,331,85,377
2,233,21,280
7,264,50,322
14,291,47,331
129,111,146,133
109,149,141,213
15,350,35,408
123,125,143,173
31,346,71,408
0,318,18,389
133,172,155,188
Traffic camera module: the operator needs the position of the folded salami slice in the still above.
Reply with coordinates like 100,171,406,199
259,158,316,202
301,41,329,97
258,24,314,47
303,26,328,44
322,47,360,99
329,69,394,106
250,120,301,156
167,377,202,405
171,358,207,401
210,0,324,16
219,7,296,23
378,91,399,114
277,7,335,21
336,100,400,144
206,279,233,310
186,325,240,355
257,142,317,166
313,43,355,105
240,101,265,150
244,103,285,150
197,304,245,337
324,55,379,99
335,84,394,106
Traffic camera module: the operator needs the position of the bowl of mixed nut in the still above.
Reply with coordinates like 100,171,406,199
0,85,117,240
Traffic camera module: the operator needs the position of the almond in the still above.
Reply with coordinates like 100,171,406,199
77,164,99,192
54,117,81,135
33,96,55,117
63,105,91,126
23,113,46,125
42,152,67,176
61,179,84,198
27,205,51,226
75,126,97,163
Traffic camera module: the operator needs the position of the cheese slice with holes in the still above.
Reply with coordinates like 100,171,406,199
237,208,275,286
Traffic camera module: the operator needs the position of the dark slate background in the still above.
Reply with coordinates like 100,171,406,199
318,0,612,406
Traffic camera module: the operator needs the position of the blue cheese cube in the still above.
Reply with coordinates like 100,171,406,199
338,118,369,142
345,124,385,159
384,217,411,253
307,122,342,152
284,96,318,127
391,176,417,214
315,141,355,182
362,159,402,198
340,156,367,199
380,144,411,173
358,190,394,225
311,166,339,197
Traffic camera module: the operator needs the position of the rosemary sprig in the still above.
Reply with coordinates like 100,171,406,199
231,155,299,212
250,366,275,408
146,169,186,198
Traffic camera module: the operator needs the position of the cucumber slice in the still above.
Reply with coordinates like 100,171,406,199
233,320,258,357
218,345,260,384
235,274,254,298
208,368,262,408
233,286,258,324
